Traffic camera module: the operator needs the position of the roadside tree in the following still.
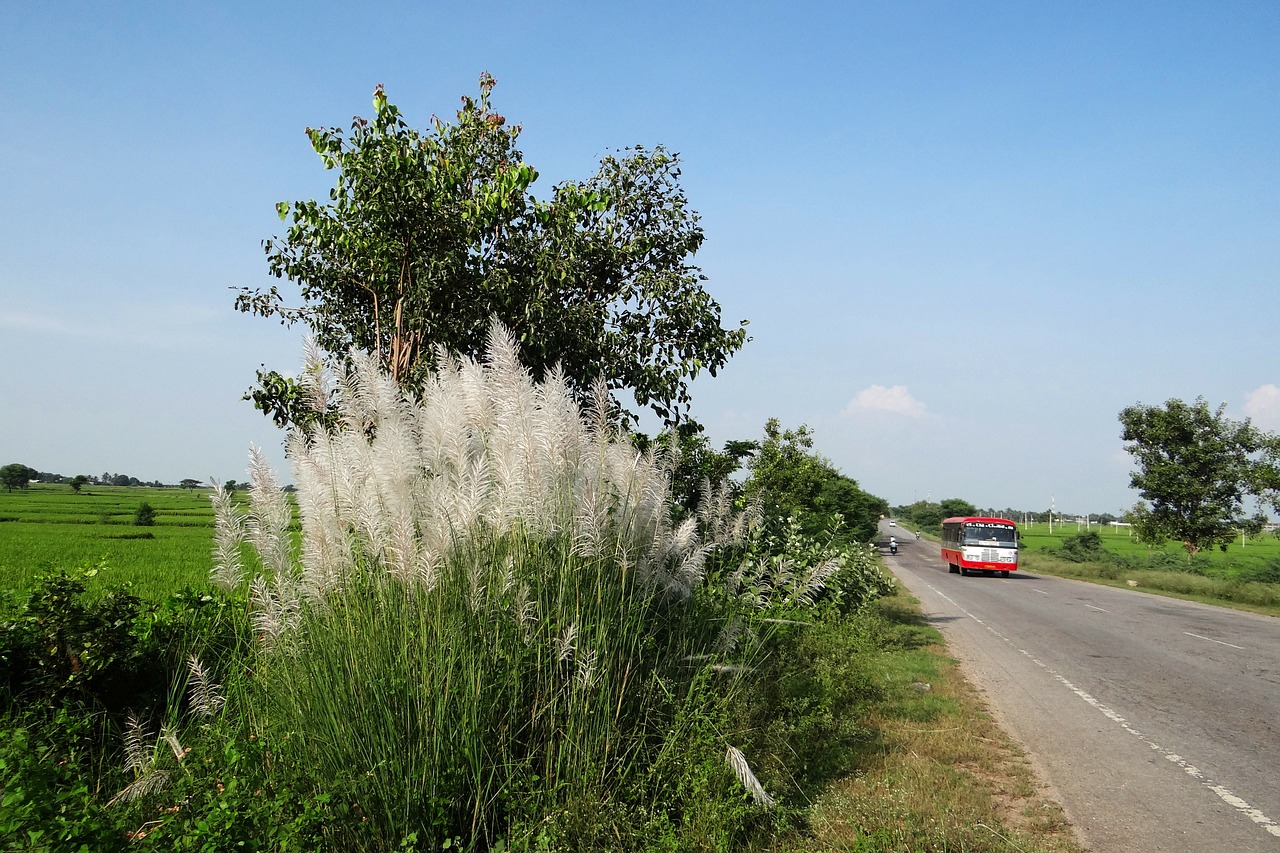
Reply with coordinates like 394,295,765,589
901,501,944,529
741,419,887,545
939,498,978,519
1119,397,1280,557
236,75,747,429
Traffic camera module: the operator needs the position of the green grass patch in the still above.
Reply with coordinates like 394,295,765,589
1021,552,1280,615
1017,522,1280,570
789,592,1084,853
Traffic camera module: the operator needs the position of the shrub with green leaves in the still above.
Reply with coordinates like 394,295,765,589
0,722,121,852
133,503,156,527
1055,531,1108,563
0,568,147,710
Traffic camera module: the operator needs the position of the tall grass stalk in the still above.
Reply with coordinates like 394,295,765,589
217,323,765,848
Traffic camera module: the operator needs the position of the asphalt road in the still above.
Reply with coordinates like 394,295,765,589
879,522,1280,853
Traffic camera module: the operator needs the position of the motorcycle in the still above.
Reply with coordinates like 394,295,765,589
889,539,898,555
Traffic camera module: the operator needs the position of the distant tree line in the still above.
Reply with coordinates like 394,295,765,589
892,499,978,530
890,499,1124,530
0,464,208,492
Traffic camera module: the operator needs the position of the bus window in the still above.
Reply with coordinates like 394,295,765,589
963,525,1016,546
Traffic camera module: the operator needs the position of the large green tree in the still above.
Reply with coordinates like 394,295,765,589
236,75,748,428
1119,397,1280,556
939,498,978,520
741,419,888,545
0,463,36,492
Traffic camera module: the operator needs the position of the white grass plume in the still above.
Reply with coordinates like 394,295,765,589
209,479,246,590
108,715,170,807
247,445,293,577
228,318,754,644
160,725,185,762
301,337,332,416
187,654,225,719
123,713,152,776
575,645,598,689
789,557,842,607
557,623,578,663
514,583,538,642
725,746,775,808
250,574,301,647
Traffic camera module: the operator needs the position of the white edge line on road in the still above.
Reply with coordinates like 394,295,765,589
1184,631,1246,651
923,580,1280,840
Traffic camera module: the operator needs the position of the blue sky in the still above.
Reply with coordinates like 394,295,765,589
2,1,1276,516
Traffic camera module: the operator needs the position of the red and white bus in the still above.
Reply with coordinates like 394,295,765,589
940,517,1018,577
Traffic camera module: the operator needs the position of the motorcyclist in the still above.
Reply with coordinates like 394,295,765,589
889,536,897,555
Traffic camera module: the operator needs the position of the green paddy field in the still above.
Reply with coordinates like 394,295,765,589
0,484,226,601
1016,519,1280,573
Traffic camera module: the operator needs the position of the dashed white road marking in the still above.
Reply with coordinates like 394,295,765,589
920,577,1280,840
1033,589,1050,595
1084,604,1108,613
1184,631,1246,650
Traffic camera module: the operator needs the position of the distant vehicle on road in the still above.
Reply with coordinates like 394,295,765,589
888,520,896,527
940,517,1018,577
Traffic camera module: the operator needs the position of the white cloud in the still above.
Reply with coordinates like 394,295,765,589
841,384,928,418
1243,384,1280,432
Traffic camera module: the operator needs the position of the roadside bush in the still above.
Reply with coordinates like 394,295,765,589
1054,531,1108,563
113,725,340,850
1,571,249,722
0,572,255,850
1239,559,1280,585
737,609,882,800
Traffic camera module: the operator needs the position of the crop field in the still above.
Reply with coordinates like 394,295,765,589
0,484,228,601
1016,520,1280,574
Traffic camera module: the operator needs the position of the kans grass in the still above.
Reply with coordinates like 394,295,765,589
146,325,866,849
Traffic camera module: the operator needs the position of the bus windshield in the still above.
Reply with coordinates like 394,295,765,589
963,524,1016,546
